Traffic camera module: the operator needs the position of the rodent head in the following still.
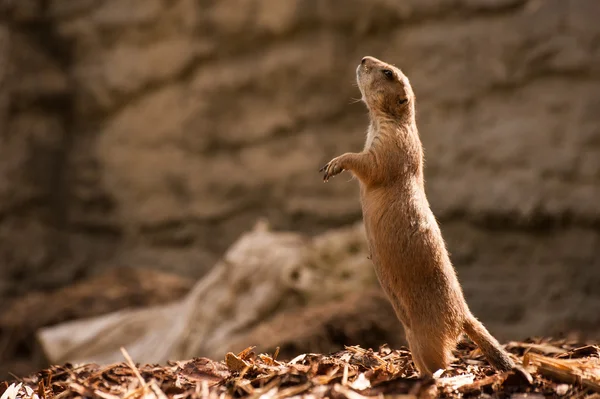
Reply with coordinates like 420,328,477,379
356,56,414,120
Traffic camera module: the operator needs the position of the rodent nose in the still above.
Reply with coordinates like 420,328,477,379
361,56,377,67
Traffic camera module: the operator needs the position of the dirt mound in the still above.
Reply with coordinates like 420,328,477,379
228,290,406,360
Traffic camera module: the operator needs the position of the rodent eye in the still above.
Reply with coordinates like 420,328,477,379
382,69,394,80
398,98,408,105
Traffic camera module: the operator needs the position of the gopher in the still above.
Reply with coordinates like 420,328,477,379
320,56,517,377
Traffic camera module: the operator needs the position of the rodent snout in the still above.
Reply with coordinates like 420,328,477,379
361,56,378,67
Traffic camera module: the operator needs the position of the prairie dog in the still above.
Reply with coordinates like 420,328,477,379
320,56,516,377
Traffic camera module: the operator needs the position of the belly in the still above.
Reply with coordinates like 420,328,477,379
359,186,412,265
359,186,463,314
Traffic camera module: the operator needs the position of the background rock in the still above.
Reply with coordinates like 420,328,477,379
1,0,599,370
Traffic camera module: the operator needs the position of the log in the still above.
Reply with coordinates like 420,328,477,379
37,220,380,366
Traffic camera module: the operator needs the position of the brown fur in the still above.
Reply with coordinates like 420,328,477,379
321,56,515,377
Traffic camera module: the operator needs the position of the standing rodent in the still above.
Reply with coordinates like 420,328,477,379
320,56,518,377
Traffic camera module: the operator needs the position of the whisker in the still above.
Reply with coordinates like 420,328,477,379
349,97,362,104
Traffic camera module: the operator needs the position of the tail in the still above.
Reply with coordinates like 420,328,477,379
463,315,514,371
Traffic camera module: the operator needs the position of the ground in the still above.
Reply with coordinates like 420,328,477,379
1,338,599,399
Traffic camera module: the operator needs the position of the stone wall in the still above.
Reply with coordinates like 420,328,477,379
1,0,599,340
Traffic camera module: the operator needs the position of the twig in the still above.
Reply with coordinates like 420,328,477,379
120,347,147,389
342,364,349,386
524,353,600,393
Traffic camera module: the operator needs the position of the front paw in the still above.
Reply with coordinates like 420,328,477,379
319,156,346,182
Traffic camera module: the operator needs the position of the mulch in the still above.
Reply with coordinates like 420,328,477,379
1,338,598,399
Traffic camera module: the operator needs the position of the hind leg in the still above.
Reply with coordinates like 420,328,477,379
384,296,433,375
416,340,450,376
406,329,453,377
405,329,433,376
